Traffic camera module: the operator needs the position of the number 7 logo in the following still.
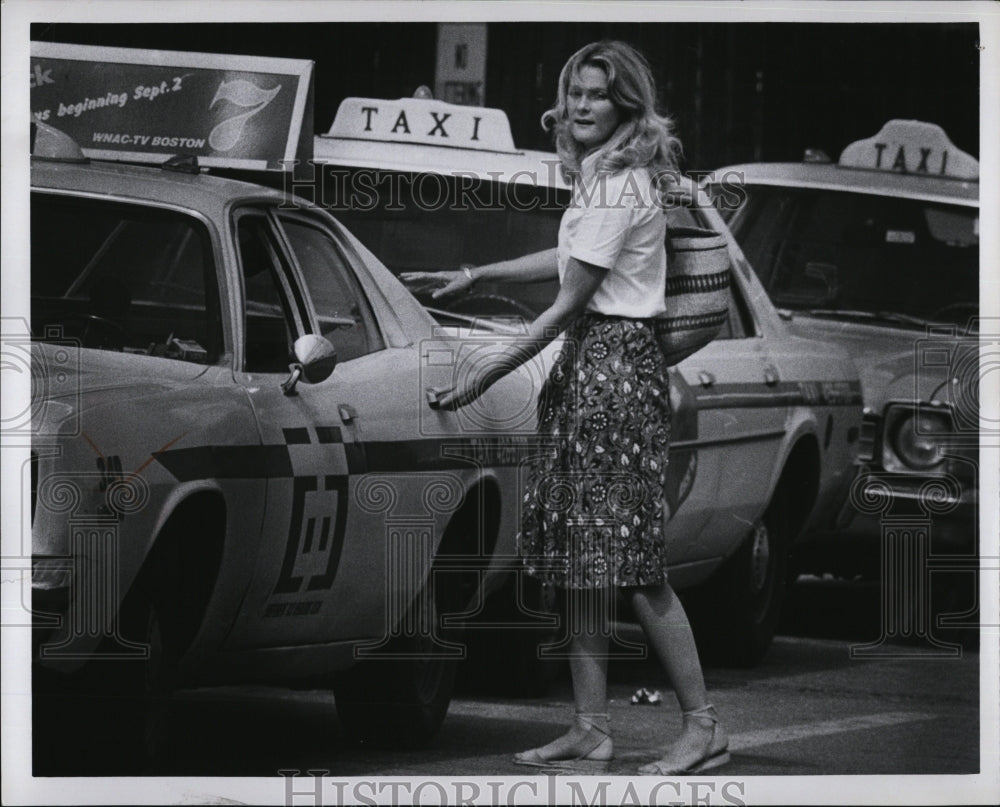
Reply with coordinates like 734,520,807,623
209,79,282,152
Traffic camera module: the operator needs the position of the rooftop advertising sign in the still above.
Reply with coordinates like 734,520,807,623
30,42,314,170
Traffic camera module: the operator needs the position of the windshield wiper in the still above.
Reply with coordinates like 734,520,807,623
424,306,525,335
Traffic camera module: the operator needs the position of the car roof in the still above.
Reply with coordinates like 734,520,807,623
30,156,290,215
717,161,979,207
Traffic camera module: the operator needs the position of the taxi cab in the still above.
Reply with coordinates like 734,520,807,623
308,94,865,670
26,122,544,770
711,121,980,580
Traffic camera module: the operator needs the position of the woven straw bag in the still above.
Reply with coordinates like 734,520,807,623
654,226,731,365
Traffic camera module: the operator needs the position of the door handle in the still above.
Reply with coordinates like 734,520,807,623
764,365,780,386
338,404,357,424
698,370,716,387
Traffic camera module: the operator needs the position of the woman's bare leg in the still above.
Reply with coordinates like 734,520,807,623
514,588,614,763
629,581,706,709
629,581,729,773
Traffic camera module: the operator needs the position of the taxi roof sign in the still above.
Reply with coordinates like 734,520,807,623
838,119,978,181
325,96,519,154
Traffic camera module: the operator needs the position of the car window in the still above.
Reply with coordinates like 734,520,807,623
726,186,979,328
276,214,384,362
237,212,300,374
30,192,223,364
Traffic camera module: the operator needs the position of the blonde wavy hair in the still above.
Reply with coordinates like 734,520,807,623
542,41,682,187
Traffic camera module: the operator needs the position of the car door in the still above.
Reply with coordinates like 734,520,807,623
223,205,393,650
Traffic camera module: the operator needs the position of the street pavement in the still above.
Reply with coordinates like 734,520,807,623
101,576,984,779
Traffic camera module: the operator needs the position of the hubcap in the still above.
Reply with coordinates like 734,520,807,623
749,522,771,594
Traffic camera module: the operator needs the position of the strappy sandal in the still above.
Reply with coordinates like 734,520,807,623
513,712,614,773
638,703,730,775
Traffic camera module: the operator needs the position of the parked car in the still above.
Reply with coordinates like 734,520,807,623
710,120,980,582
26,122,544,771
306,93,865,668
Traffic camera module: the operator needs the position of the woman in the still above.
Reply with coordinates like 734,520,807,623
402,40,729,776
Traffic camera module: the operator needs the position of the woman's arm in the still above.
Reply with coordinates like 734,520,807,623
401,248,559,300
435,256,607,410
472,248,560,284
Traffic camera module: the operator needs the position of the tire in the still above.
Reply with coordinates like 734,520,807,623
333,500,502,744
689,488,791,667
87,574,183,773
32,581,180,775
332,593,460,748
114,588,181,769
458,574,565,698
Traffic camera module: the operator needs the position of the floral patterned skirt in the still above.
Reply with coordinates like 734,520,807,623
518,313,672,589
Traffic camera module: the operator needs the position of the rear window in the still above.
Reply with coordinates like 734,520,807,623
31,192,224,363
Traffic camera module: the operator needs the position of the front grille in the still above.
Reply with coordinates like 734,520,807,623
857,412,879,463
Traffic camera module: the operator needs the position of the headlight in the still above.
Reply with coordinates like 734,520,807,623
882,405,952,472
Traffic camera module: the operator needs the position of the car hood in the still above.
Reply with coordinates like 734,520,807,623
783,316,954,411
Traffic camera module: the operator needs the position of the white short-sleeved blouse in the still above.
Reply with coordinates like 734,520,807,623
557,151,668,318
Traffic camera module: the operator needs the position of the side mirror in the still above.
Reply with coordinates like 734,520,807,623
281,334,337,396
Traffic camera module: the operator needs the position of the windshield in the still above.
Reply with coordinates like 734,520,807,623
718,185,979,330
318,166,566,321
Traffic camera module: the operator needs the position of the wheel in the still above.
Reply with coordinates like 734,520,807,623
332,592,460,747
688,488,791,667
31,499,223,775
119,591,181,766
458,573,565,697
32,581,180,775
91,575,182,772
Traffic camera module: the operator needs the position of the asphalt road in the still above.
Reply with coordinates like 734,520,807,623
35,575,981,781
